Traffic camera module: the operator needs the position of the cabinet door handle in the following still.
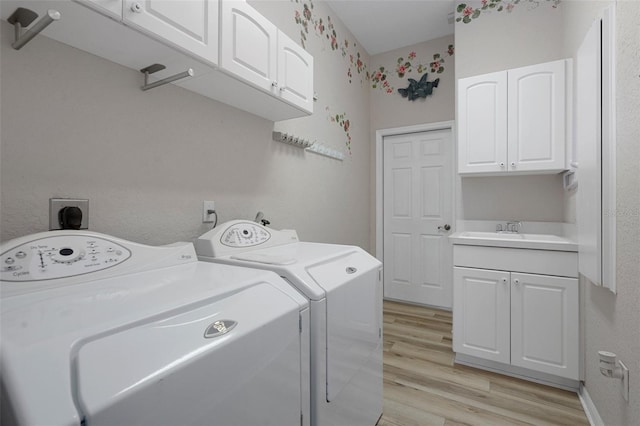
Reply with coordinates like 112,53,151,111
131,2,143,13
501,277,508,284
500,162,505,168
514,278,520,285
511,162,516,168
271,81,278,88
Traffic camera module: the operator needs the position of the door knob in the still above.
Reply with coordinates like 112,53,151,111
131,2,143,12
437,224,451,231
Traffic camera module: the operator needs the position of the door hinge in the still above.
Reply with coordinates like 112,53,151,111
299,315,302,333
379,327,382,339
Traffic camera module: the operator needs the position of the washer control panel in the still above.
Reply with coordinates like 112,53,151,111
221,223,271,247
1,235,131,282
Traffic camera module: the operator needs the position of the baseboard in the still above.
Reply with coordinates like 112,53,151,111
579,383,604,426
455,354,580,391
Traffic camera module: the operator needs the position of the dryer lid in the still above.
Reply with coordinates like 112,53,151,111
306,251,382,402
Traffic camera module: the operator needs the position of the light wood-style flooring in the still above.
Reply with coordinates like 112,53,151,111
378,300,589,426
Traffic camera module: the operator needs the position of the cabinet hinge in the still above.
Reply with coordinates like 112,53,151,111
300,412,303,426
299,315,302,333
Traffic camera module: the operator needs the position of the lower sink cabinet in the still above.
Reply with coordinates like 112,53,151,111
453,267,579,380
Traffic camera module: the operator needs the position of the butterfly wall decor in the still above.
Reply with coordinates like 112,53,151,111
397,73,440,101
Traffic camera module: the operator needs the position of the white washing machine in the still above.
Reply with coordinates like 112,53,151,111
1,230,310,426
195,220,383,426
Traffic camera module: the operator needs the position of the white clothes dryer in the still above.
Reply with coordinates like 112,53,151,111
195,220,383,426
1,230,310,426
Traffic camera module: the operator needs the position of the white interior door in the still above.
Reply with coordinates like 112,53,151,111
383,129,453,308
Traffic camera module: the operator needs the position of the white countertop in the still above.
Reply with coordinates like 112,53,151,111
449,231,578,252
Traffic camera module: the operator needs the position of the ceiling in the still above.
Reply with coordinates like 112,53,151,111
325,0,455,56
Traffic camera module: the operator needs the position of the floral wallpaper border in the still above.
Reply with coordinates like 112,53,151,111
293,0,369,85
456,0,561,24
371,45,454,94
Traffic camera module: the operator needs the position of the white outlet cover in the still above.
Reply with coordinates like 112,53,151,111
202,201,216,223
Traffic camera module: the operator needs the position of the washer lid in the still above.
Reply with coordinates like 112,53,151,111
1,262,306,426
75,283,301,425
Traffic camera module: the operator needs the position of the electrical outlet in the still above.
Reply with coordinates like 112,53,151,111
202,201,216,223
49,198,89,230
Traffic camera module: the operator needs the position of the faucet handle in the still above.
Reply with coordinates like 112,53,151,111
506,221,522,233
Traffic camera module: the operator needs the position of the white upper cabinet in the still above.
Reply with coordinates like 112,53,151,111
277,30,314,113
0,0,312,121
457,71,508,174
508,60,566,173
220,0,277,92
457,59,567,175
220,1,313,114
75,0,123,20
122,0,219,66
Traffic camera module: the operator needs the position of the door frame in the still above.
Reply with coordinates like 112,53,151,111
375,121,457,287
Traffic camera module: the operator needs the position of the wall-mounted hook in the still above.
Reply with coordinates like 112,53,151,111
272,131,312,149
140,64,194,91
7,7,61,50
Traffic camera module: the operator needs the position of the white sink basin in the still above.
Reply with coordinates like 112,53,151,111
459,232,568,242
450,231,577,251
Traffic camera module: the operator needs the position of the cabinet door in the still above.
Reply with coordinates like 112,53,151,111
507,60,566,172
123,0,218,66
457,71,508,174
453,267,510,363
75,0,123,20
510,273,579,379
277,31,313,113
220,0,277,93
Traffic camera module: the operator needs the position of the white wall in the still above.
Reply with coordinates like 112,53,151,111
369,35,455,131
455,0,565,79
562,1,640,423
454,0,567,222
0,1,372,250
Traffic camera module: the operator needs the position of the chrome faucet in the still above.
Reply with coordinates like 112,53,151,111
506,221,522,233
496,221,522,233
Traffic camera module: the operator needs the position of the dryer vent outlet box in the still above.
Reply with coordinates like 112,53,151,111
49,198,89,230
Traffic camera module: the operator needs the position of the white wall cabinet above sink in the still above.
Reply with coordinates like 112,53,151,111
457,59,568,175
